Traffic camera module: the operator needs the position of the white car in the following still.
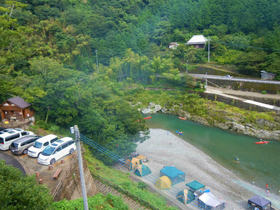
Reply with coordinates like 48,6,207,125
0,129,34,150
28,134,58,158
38,137,76,165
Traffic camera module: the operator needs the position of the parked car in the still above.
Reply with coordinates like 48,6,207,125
10,135,41,155
0,129,34,150
38,137,76,165
27,134,58,158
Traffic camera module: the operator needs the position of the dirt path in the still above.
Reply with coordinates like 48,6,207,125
135,129,280,210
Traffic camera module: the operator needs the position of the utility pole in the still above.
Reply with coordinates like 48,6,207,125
205,72,208,89
208,37,210,63
72,125,88,210
95,49,99,73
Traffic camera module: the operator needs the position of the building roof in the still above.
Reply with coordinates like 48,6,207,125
248,195,271,207
7,96,31,109
187,35,208,45
160,166,185,178
186,180,205,191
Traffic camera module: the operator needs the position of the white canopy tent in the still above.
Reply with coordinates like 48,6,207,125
198,192,225,209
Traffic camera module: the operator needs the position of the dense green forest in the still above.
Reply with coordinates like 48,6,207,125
1,0,280,159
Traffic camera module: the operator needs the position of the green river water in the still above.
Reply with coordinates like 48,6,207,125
146,114,280,194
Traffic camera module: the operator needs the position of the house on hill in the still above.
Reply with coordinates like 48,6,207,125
169,42,179,49
261,70,275,80
187,35,208,48
0,96,34,122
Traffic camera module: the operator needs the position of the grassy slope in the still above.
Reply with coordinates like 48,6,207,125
52,193,129,210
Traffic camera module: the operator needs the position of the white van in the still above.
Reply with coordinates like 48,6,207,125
27,134,58,158
38,137,76,165
0,129,34,150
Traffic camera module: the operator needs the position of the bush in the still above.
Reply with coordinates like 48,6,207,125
0,161,52,210
137,182,147,190
52,193,128,210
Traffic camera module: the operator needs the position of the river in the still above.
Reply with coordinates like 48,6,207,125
146,114,280,194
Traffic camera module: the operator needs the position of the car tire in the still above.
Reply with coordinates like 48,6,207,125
23,149,28,155
50,159,56,165
69,148,74,155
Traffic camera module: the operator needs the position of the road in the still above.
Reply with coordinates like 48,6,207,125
189,74,280,85
0,152,26,174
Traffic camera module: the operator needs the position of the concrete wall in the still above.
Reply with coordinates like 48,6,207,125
197,78,280,94
200,92,279,113
227,94,280,107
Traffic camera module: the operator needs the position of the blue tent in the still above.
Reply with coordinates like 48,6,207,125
248,195,271,210
186,180,205,192
160,166,185,185
135,165,151,177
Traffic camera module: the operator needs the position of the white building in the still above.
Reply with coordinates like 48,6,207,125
186,35,208,48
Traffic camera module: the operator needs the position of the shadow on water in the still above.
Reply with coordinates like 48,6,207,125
146,114,280,195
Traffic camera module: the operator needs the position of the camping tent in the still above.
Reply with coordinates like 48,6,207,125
155,176,172,189
160,166,185,185
186,180,205,192
135,155,148,162
176,189,189,205
134,164,151,177
184,180,205,203
248,195,271,210
198,192,225,210
129,158,142,171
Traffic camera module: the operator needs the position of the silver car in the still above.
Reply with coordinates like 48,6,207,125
10,135,41,155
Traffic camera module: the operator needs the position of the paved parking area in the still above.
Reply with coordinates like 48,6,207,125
0,151,26,174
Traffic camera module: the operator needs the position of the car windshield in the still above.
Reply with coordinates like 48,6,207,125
11,142,19,148
42,146,56,156
0,138,3,144
34,141,42,148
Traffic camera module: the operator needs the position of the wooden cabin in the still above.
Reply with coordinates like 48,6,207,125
0,96,34,121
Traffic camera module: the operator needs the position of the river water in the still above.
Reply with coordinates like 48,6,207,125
146,114,280,194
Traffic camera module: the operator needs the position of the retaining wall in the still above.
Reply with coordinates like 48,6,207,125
200,92,279,113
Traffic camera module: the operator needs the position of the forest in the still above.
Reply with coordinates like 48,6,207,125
1,0,280,159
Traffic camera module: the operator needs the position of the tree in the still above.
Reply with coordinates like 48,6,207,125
0,161,52,210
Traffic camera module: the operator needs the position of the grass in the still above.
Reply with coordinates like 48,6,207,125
52,193,129,209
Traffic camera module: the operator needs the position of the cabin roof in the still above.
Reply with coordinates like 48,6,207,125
6,96,31,109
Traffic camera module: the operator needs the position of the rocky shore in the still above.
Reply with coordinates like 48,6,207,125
139,102,280,141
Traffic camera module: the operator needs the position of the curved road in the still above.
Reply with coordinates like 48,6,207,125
0,152,26,175
189,74,280,85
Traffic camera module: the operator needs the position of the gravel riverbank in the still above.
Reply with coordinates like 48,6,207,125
136,129,280,209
